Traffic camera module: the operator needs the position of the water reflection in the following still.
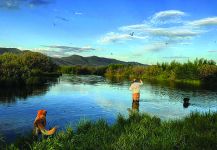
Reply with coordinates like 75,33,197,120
144,79,217,92
127,101,140,115
0,78,58,104
65,75,105,85
132,101,139,112
0,75,217,143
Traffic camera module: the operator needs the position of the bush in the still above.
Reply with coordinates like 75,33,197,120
0,52,59,86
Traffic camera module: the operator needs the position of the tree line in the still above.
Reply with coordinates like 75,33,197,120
60,58,217,83
0,52,60,86
1,52,216,86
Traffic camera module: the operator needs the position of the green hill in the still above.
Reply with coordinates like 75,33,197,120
52,55,144,66
0,47,22,54
0,47,145,66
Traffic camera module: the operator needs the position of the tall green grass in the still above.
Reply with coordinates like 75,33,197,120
3,112,217,150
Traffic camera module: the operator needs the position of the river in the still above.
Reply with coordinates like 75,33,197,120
0,74,217,143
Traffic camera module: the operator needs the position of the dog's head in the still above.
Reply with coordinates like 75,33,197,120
37,110,47,117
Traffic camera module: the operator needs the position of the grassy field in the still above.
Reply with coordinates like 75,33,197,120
2,112,217,150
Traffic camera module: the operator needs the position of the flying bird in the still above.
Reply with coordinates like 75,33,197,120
55,16,69,22
129,32,134,36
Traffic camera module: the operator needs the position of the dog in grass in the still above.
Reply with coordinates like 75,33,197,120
33,110,57,136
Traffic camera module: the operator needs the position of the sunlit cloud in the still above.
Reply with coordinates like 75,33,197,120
144,42,168,52
99,32,132,44
118,24,201,43
132,42,168,56
119,24,201,39
100,9,213,47
155,28,195,37
150,10,186,24
0,0,54,9
146,27,200,38
189,17,217,27
0,0,22,9
74,12,83,15
29,0,52,6
99,32,147,44
42,45,95,52
119,24,150,31
132,39,193,57
34,45,96,57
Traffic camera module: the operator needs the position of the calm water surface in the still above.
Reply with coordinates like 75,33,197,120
0,75,217,142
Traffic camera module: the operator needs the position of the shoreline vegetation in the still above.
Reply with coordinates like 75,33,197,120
1,112,217,149
0,51,216,86
60,58,217,86
0,52,61,86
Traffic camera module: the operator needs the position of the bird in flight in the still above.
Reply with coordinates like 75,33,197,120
129,32,134,36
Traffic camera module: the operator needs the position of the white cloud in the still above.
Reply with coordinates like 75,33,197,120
0,0,54,9
146,27,200,38
42,45,95,52
99,9,215,54
131,42,168,57
33,45,96,57
189,17,217,27
144,42,167,52
99,32,131,44
99,32,147,44
120,24,200,38
150,10,186,24
74,12,83,15
152,10,186,19
119,24,150,31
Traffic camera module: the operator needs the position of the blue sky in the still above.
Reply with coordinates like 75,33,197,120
0,0,217,64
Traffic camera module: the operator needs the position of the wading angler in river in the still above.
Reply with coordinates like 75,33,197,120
129,79,143,102
129,79,143,113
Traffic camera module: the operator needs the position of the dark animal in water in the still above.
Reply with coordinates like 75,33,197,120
183,98,190,108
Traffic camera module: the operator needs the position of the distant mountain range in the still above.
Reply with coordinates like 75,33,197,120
0,47,145,66
52,55,144,66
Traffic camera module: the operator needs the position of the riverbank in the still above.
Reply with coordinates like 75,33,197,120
2,112,217,150
59,58,217,86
